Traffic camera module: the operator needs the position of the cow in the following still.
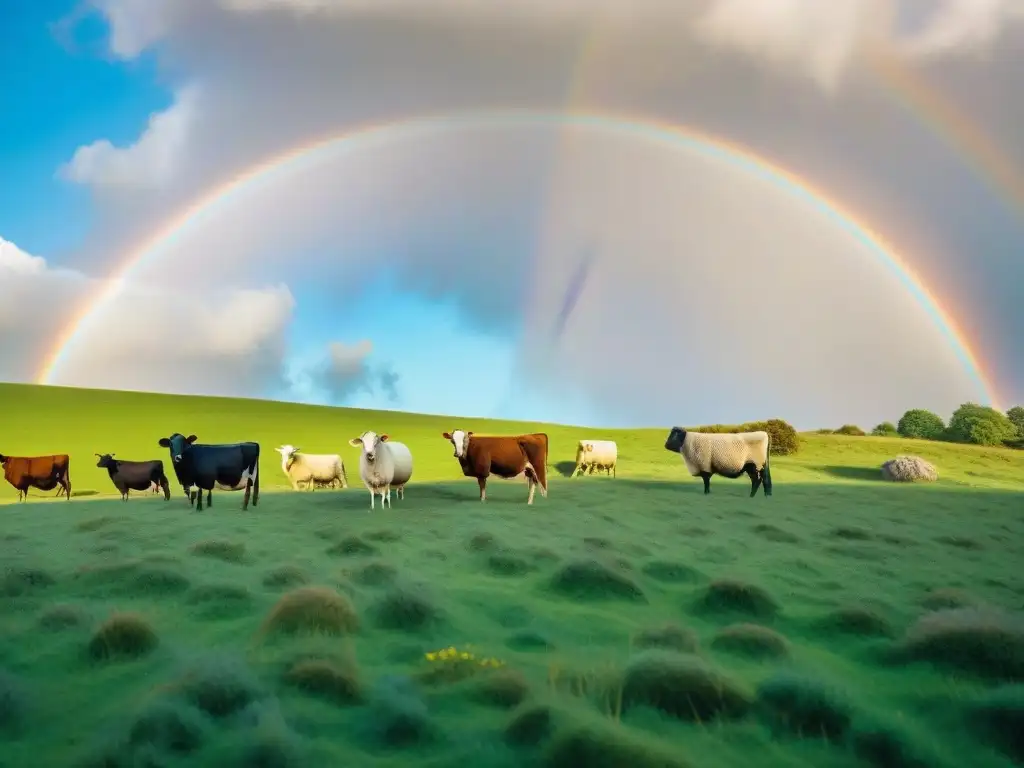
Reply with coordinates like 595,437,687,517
441,429,548,504
0,454,71,502
95,453,171,502
157,433,260,511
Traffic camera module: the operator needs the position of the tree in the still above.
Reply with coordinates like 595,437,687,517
1008,406,1024,440
897,409,945,440
871,422,898,437
945,403,1017,446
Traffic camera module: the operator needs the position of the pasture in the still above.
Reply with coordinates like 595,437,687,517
2,383,1024,767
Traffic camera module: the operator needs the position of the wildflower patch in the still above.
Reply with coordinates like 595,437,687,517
420,645,505,685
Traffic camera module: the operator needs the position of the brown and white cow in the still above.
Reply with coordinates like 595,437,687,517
0,454,72,502
441,429,549,504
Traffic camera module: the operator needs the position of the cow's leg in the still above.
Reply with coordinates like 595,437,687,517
206,490,212,507
700,472,712,495
369,489,375,510
745,463,762,498
526,476,537,505
242,477,252,510
160,478,171,501
384,485,392,508
477,476,487,502
195,488,204,511
252,469,260,506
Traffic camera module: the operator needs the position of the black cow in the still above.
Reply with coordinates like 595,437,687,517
157,433,260,511
95,453,171,502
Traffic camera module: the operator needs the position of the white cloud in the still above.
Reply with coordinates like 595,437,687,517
306,340,400,405
899,0,1024,60
0,237,295,398
61,87,199,190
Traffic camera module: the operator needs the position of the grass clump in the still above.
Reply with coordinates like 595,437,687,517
37,603,88,631
130,567,191,596
0,669,27,732
815,605,896,638
262,565,310,590
507,630,555,652
283,658,362,705
74,515,121,532
695,579,779,620
126,700,209,755
189,540,247,564
640,560,700,583
750,524,801,543
920,587,980,611
486,550,534,577
186,584,252,617
467,532,499,551
361,674,435,748
2,567,56,597
621,650,751,721
756,672,853,742
897,607,1024,680
87,612,158,661
261,586,359,637
505,702,555,746
631,623,699,653
474,668,530,708
371,586,441,632
967,684,1024,763
326,535,379,557
711,623,790,659
548,559,646,602
177,656,265,719
364,529,401,542
543,722,690,768
351,560,398,586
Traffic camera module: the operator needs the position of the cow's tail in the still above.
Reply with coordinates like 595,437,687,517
762,434,773,496
526,434,549,495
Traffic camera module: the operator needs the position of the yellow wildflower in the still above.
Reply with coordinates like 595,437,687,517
425,652,437,661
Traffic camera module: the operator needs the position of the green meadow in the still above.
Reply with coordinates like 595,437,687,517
1,382,1023,767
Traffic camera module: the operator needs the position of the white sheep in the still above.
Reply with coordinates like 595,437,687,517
663,427,772,497
274,445,348,491
571,439,618,478
347,431,413,510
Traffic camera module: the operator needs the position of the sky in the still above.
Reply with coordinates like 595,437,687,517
1,0,1023,430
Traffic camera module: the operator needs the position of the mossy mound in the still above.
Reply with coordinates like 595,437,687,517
640,560,700,584
815,605,896,638
897,607,1024,680
548,560,646,602
711,623,789,659
260,586,360,637
631,624,699,653
621,650,751,721
694,579,779,620
189,540,247,564
284,658,362,706
87,613,158,661
371,586,442,632
326,536,379,557
756,671,853,742
262,565,310,590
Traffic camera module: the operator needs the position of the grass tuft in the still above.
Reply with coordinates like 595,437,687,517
507,630,556,652
711,623,790,659
371,586,441,632
756,671,853,742
640,560,700,583
326,535,379,557
473,668,531,709
486,550,534,577
189,540,247,564
505,702,556,745
751,524,801,543
364,529,402,542
362,674,435,747
126,700,209,755
284,658,362,705
186,584,252,617
548,559,646,602
694,579,779,620
37,603,88,631
543,722,690,768
0,669,28,732
967,684,1024,763
920,587,980,611
631,623,699,653
467,532,499,552
177,656,265,718
87,612,158,661
350,560,398,586
262,565,310,590
896,607,1024,680
815,605,896,638
261,586,359,637
1,567,56,597
621,650,751,721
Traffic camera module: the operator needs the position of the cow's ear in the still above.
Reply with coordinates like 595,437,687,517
441,432,451,440
379,434,389,442
467,431,474,437
348,438,362,447
186,435,197,444
158,438,171,448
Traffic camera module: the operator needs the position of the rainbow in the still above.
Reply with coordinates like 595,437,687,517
36,108,998,407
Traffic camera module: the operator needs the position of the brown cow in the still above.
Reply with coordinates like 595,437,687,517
0,454,72,502
441,429,548,504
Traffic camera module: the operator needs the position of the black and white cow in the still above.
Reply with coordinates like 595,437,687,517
157,433,260,511
95,453,171,501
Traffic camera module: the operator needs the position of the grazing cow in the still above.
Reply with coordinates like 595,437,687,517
442,429,548,504
95,453,171,502
274,445,348,491
572,439,618,478
157,433,260,511
348,431,414,510
0,453,71,502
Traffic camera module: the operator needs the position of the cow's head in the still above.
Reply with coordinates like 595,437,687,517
349,431,388,462
441,429,472,459
663,427,687,453
95,453,116,469
275,445,299,467
158,433,197,463
0,454,7,466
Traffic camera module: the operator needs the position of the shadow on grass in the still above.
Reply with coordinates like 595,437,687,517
554,461,577,478
818,466,882,482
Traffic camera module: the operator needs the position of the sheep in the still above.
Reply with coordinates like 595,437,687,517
571,439,617,478
274,445,348,491
663,427,772,497
347,431,413,510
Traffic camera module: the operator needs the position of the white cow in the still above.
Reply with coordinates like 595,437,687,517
572,439,618,478
348,431,413,510
275,445,348,491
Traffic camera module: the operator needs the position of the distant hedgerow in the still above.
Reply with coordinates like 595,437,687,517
871,422,898,437
834,424,865,436
689,419,799,456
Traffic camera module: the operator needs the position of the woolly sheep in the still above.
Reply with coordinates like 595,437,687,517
347,431,413,510
880,455,937,482
275,445,348,491
663,427,772,497
571,439,617,478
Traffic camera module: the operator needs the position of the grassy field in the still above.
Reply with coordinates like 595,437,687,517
1,383,1023,767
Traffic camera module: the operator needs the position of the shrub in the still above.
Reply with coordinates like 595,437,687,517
834,424,865,436
1008,406,1024,440
945,402,1017,446
690,419,799,456
87,613,158,661
621,650,751,721
871,422,899,437
897,409,945,440
260,586,359,636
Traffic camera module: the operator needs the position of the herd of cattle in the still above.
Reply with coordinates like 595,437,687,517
0,426,773,507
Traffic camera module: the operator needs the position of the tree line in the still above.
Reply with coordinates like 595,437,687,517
829,404,1024,448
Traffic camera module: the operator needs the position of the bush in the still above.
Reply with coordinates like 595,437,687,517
945,403,1017,446
1008,406,1024,440
834,424,865,436
690,419,800,456
897,409,945,440
871,422,898,437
